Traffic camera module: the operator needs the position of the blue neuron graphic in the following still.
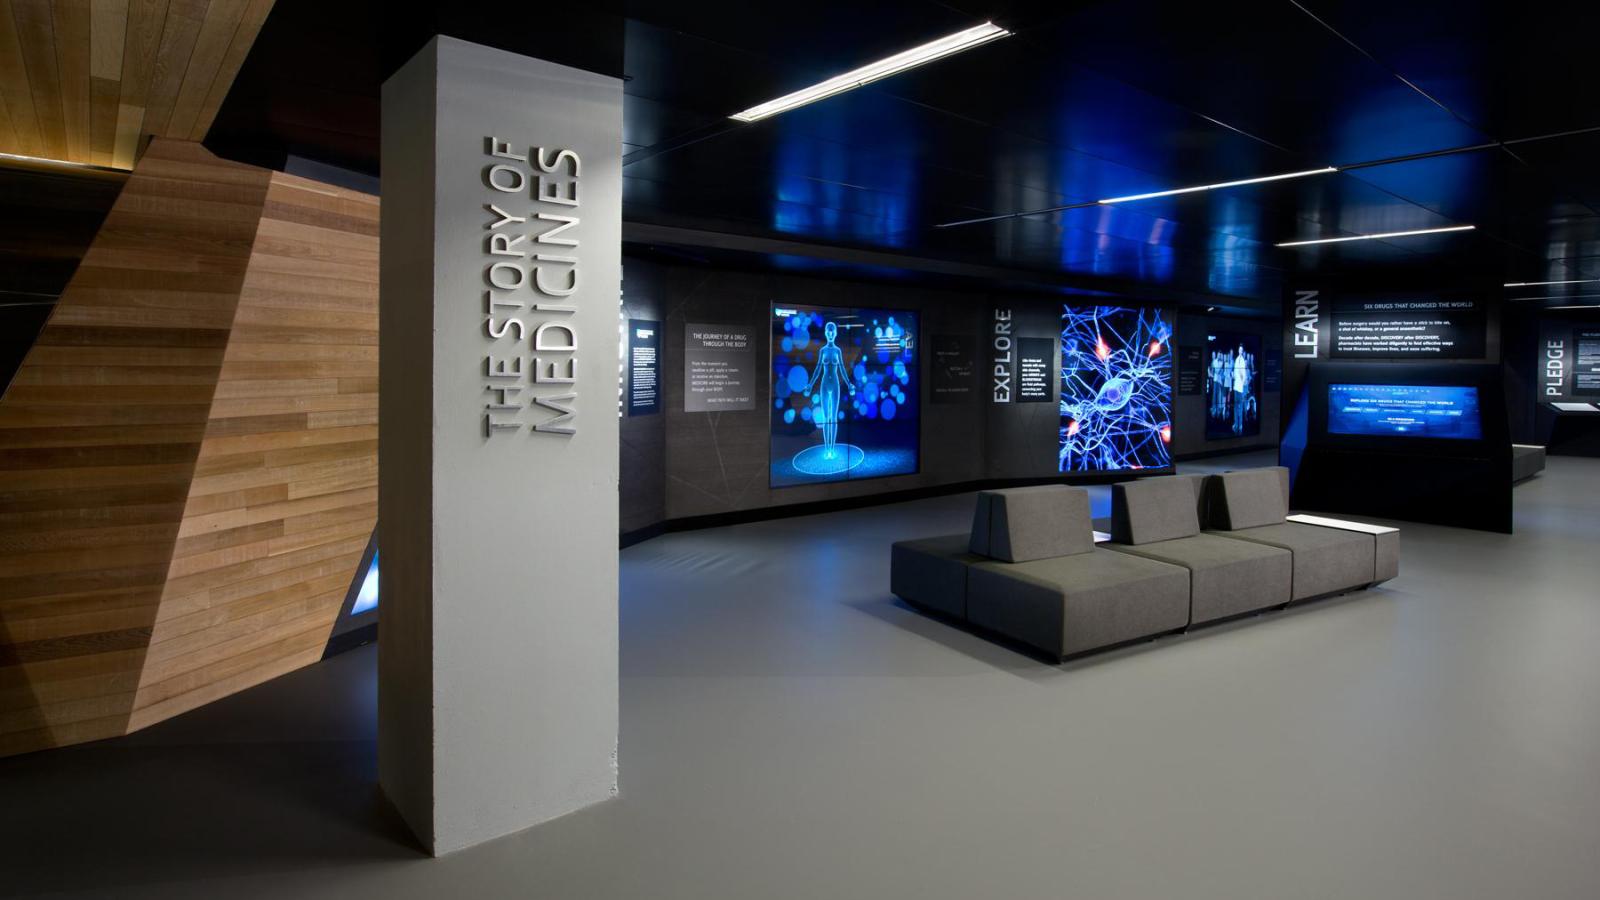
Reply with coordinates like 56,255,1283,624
1059,305,1173,472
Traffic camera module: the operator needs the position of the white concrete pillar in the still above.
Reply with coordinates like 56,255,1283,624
378,35,622,856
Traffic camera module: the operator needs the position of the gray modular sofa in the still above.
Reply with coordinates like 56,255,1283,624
893,485,1190,660
1512,444,1546,483
891,468,1400,662
1205,467,1397,599
1103,475,1293,626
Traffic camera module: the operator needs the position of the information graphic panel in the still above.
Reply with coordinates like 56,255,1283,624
1330,298,1485,358
627,319,659,415
930,333,975,403
684,323,756,412
1177,346,1203,396
1017,337,1053,402
1576,329,1600,396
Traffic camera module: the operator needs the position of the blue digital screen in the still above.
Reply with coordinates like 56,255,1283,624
1327,383,1483,440
351,553,378,614
770,305,918,486
1059,305,1173,472
1205,331,1260,440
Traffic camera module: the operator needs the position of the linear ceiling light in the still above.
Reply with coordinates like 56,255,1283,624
1545,304,1600,310
1275,224,1475,247
1098,167,1337,204
729,22,1011,123
1504,278,1600,287
0,150,128,173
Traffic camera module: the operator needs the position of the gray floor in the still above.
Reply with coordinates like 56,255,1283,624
4,450,1600,899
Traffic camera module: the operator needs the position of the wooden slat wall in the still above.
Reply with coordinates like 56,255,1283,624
0,138,270,756
130,172,378,728
0,0,276,168
0,141,378,756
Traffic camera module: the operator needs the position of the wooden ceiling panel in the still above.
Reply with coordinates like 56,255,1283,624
0,0,275,169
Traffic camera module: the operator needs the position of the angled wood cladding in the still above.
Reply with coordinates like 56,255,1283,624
0,0,276,168
0,138,378,756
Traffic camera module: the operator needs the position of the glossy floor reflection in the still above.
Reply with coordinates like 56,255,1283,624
3,451,1598,899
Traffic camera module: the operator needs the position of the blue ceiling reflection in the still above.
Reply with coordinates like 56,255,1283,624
615,0,1600,307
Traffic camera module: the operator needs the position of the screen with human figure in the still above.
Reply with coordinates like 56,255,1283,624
770,305,919,487
1059,305,1173,472
1204,331,1261,440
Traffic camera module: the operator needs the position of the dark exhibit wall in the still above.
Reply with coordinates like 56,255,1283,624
1502,306,1600,456
617,256,1281,536
1276,283,1516,531
621,258,988,530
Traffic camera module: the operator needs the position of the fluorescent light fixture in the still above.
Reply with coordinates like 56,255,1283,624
729,22,1011,123
1551,402,1600,412
1546,304,1600,310
1504,278,1600,287
1275,224,1475,247
1098,167,1336,204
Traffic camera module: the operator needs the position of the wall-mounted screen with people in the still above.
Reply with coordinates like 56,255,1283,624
770,305,919,487
1204,331,1261,440
1327,383,1483,440
1059,305,1173,472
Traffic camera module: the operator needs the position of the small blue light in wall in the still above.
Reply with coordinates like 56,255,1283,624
352,554,379,615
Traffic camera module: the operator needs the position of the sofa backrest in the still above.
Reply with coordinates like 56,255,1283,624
1111,475,1202,545
1209,467,1290,530
969,485,1094,562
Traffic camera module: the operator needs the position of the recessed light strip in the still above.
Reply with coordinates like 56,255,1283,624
729,22,1012,123
0,151,128,173
1275,224,1475,248
1504,278,1600,288
1097,167,1337,204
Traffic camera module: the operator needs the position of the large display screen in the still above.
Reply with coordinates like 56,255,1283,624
770,305,918,487
1205,331,1261,440
1327,383,1483,440
1059,305,1173,472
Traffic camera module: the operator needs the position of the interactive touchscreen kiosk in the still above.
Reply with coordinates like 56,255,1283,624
1289,362,1511,532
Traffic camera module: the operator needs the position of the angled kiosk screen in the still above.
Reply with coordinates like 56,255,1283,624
770,306,918,487
1327,383,1483,440
1059,305,1173,472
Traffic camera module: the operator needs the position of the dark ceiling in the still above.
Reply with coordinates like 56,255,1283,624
201,0,1600,314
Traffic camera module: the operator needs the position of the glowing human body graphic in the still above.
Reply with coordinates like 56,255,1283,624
804,321,857,460
772,307,917,485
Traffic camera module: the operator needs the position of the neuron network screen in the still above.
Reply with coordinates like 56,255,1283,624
770,305,918,487
1327,383,1483,440
1059,305,1173,472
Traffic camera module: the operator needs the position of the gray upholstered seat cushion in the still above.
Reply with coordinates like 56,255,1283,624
966,549,1189,658
1511,445,1545,483
1104,533,1292,625
969,485,1094,562
1211,522,1375,600
1111,475,1203,545
1209,467,1291,530
890,535,982,620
